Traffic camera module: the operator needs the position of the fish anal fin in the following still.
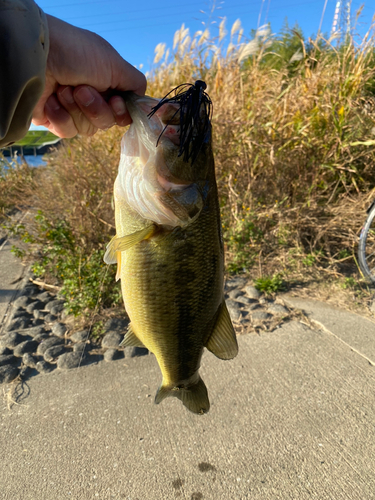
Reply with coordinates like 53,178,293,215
155,376,210,415
120,324,145,348
205,301,238,360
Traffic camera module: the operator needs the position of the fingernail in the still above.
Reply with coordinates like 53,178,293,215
112,99,126,116
46,99,60,111
75,87,95,106
60,87,74,104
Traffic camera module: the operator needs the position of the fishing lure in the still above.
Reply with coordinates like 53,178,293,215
148,80,212,164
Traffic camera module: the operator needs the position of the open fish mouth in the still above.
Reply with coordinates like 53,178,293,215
115,84,212,228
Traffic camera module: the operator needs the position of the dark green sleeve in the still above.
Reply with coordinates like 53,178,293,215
0,0,49,147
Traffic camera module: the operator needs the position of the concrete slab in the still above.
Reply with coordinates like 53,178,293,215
283,296,375,362
1,319,374,500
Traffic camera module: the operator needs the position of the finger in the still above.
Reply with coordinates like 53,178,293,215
57,86,98,136
44,94,78,138
109,95,132,127
74,85,116,130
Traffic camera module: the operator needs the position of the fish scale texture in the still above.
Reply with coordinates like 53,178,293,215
118,184,224,386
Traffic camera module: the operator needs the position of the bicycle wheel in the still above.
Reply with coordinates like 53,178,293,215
358,201,375,284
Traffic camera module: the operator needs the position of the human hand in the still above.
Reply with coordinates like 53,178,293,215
32,15,146,138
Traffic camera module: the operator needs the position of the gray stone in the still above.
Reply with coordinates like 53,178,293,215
0,346,11,356
0,331,24,349
32,318,44,327
104,348,124,362
73,343,87,354
37,337,64,356
130,347,149,358
251,311,272,321
35,291,52,303
44,345,67,362
0,354,18,367
45,299,65,313
228,289,244,299
33,333,50,342
102,332,123,349
12,310,32,320
104,317,129,332
6,317,30,331
20,285,39,297
70,330,90,343
13,296,31,308
244,302,262,311
225,276,247,290
26,301,45,314
244,285,261,299
52,322,67,338
33,309,47,320
35,360,54,374
50,306,62,316
268,304,289,315
57,352,83,370
22,353,37,369
0,365,19,384
44,314,57,323
233,296,254,305
19,326,46,338
13,340,39,357
226,299,242,322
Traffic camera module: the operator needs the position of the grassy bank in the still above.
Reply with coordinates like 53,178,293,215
2,18,375,317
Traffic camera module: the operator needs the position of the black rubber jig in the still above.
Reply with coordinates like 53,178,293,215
148,80,212,165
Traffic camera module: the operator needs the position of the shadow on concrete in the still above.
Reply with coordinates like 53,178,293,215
0,289,17,302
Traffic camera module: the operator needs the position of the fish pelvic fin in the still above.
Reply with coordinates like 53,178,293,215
155,376,210,415
205,301,238,360
103,224,157,265
120,324,146,348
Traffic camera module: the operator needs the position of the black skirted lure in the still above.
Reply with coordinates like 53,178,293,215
148,80,212,165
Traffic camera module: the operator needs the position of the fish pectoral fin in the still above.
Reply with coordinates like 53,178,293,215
205,301,239,360
120,325,146,348
114,224,157,252
103,235,118,265
103,225,156,265
115,251,122,282
155,376,210,415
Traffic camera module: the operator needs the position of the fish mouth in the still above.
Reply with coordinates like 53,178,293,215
125,93,191,190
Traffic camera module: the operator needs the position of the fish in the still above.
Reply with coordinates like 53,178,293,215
104,81,238,414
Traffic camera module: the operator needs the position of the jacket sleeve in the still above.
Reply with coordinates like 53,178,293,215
0,0,49,148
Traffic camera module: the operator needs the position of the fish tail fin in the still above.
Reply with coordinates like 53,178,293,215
154,376,210,415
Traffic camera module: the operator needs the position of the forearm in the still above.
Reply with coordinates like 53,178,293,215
0,0,49,147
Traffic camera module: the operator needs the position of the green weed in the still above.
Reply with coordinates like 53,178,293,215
254,274,286,294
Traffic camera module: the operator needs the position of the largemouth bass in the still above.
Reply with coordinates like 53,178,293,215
104,82,238,414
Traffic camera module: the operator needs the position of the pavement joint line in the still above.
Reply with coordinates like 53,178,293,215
311,318,375,367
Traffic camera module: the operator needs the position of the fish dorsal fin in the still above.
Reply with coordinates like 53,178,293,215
103,224,156,265
205,301,238,360
120,324,145,348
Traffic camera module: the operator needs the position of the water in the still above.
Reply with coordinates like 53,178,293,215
1,154,46,170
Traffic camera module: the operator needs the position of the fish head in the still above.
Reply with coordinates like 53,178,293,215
117,86,214,228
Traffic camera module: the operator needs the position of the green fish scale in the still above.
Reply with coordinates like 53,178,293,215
119,187,223,385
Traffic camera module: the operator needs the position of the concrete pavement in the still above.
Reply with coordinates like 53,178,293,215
1,235,375,500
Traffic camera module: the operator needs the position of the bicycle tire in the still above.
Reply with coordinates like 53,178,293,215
358,202,375,284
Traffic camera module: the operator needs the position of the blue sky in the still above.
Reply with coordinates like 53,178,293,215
38,0,374,72
31,0,374,131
